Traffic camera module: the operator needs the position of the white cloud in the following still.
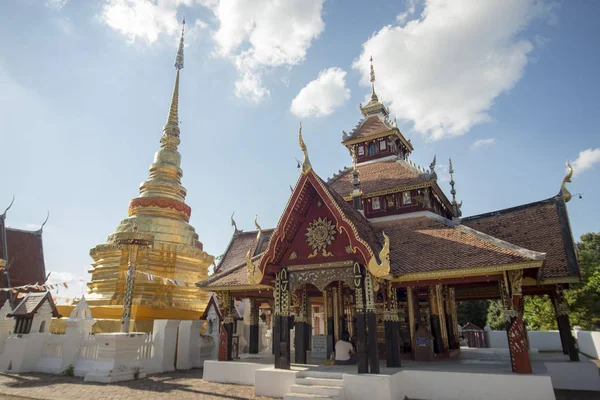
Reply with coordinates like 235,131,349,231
204,0,326,102
353,0,556,141
470,138,496,150
46,0,69,10
100,0,203,44
290,68,351,118
571,148,600,177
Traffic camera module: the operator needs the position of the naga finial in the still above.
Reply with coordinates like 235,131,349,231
298,122,312,174
561,160,573,202
231,212,242,234
246,248,264,285
367,231,390,278
39,211,50,233
429,155,437,176
254,215,262,233
1,195,15,218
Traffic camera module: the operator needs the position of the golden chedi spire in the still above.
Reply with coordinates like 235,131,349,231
88,19,214,324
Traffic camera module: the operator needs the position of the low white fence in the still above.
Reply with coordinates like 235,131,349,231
486,330,564,351
576,330,600,359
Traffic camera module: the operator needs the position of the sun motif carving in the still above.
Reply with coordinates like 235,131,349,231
306,217,336,258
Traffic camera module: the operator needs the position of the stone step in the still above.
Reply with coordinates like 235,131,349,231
297,370,345,380
296,377,344,387
290,383,344,398
283,393,332,400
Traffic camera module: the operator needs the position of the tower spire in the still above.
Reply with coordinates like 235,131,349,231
132,18,189,207
449,158,462,217
370,56,378,101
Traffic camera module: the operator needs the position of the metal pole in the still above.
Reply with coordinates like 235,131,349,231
120,245,138,333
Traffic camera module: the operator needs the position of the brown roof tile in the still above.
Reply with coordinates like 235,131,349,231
0,222,47,305
344,115,391,141
216,229,274,273
329,159,431,197
461,196,579,280
9,291,60,318
373,215,539,276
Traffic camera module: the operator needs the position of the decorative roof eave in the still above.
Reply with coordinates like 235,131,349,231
342,127,414,153
539,276,580,285
257,170,389,281
201,284,273,292
390,260,543,283
343,181,433,201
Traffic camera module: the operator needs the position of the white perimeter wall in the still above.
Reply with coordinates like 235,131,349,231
576,330,600,359
487,330,563,351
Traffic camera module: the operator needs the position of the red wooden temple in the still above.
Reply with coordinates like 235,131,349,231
198,63,581,374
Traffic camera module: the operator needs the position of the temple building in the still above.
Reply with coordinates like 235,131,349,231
199,60,581,374
86,22,214,329
0,200,48,306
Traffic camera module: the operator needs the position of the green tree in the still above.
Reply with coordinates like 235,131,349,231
457,300,489,328
523,295,557,330
568,232,600,329
486,300,505,330
520,232,600,330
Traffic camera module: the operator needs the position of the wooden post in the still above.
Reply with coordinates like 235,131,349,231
278,268,291,369
365,272,380,374
553,284,579,361
325,286,335,358
295,285,308,364
353,262,368,374
428,286,444,354
501,271,532,374
273,273,281,366
385,283,402,368
249,299,259,354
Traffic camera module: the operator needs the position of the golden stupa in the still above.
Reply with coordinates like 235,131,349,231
84,21,213,328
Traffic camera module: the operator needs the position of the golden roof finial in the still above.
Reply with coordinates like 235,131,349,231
449,158,461,217
246,248,264,285
351,146,358,171
254,215,262,233
561,160,573,202
231,212,242,234
298,122,312,174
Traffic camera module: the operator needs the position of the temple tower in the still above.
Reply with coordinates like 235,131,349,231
87,21,214,318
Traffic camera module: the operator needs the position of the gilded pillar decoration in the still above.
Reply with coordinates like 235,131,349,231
428,287,439,316
449,287,459,347
280,269,290,317
502,270,532,374
249,298,259,354
323,289,329,321
436,285,449,350
384,281,401,368
427,286,444,354
332,286,340,342
407,286,415,343
364,272,375,312
273,273,281,316
353,262,364,311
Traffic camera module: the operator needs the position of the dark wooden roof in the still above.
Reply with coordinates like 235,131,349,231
0,219,47,305
462,195,580,281
328,158,432,198
9,291,60,318
216,229,274,273
373,214,542,276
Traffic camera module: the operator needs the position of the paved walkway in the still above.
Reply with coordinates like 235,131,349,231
0,369,273,400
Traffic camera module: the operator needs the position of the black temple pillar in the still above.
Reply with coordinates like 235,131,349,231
294,285,309,364
428,286,444,354
553,284,579,362
365,272,380,374
249,299,259,354
277,268,291,369
385,283,402,368
353,262,368,374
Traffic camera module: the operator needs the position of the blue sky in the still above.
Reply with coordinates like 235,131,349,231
0,0,598,300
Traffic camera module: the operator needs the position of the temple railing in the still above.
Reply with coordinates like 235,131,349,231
80,335,99,360
138,333,154,360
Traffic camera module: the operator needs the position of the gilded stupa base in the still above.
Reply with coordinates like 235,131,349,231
51,304,205,334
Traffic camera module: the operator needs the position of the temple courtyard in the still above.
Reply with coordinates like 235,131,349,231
0,349,596,400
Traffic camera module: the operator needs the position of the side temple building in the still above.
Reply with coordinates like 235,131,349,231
198,61,581,374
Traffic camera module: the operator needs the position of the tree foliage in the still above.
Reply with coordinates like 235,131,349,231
486,300,505,330
457,300,488,328
521,232,600,330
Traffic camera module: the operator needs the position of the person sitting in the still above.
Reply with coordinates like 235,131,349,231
335,331,356,365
